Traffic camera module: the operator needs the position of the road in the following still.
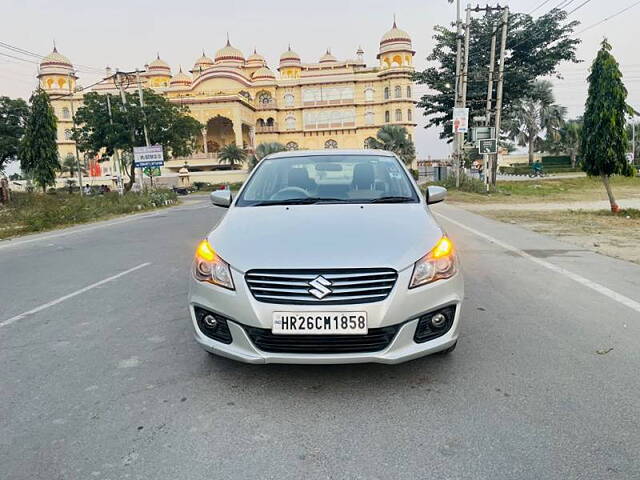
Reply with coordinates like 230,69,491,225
1,195,639,479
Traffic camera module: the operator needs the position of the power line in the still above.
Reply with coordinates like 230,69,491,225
529,0,553,14
567,0,593,15
0,41,104,74
577,0,640,33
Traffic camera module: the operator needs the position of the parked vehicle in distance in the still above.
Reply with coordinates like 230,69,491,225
188,150,464,364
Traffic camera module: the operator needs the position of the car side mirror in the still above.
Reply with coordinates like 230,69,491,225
210,189,232,208
426,186,447,205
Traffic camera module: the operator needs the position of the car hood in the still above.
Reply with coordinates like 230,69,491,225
208,204,444,272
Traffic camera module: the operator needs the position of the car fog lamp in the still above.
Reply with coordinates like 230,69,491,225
203,314,218,329
430,313,447,328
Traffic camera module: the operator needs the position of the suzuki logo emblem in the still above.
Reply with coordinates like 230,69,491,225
308,275,332,299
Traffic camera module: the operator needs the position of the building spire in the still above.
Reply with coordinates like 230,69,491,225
226,32,231,46
53,39,57,53
393,13,397,28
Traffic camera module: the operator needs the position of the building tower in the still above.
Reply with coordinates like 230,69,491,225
144,54,172,88
377,19,414,69
278,45,301,79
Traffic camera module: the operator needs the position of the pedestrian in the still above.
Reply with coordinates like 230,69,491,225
0,176,9,204
83,184,92,196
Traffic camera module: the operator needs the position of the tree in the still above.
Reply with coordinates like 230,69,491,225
250,142,286,170
415,8,580,142
370,125,416,166
19,89,60,192
61,152,86,177
581,39,633,213
72,89,202,191
548,119,582,168
0,96,29,173
506,80,566,164
218,143,246,168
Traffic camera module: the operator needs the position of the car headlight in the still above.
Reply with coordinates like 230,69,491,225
409,236,457,288
194,239,234,290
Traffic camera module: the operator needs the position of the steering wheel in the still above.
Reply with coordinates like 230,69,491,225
270,186,310,201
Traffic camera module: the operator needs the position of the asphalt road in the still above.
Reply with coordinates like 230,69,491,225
1,195,639,480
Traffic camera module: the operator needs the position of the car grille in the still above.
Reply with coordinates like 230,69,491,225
244,325,400,354
244,268,398,305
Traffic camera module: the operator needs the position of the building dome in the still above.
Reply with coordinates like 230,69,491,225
319,49,337,64
246,48,266,68
39,46,76,77
215,38,245,65
252,66,276,81
193,50,214,72
378,20,413,57
148,54,171,75
170,67,192,86
279,46,301,68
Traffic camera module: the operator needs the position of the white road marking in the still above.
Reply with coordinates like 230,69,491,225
0,262,152,329
436,213,640,314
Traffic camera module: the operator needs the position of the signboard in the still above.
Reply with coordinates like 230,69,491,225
626,153,634,164
134,145,164,167
478,139,497,154
452,107,469,134
472,126,496,142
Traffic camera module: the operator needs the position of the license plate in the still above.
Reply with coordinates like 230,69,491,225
272,312,368,335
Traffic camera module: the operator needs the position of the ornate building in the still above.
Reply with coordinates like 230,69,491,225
39,21,416,176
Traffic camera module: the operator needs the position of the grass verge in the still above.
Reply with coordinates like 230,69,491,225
0,190,178,240
434,175,640,204
482,208,640,264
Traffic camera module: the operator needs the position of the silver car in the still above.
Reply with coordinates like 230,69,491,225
188,150,464,364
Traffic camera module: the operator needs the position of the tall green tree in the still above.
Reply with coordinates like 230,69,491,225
506,80,566,164
370,125,416,166
218,143,246,168
250,142,286,171
0,96,29,173
72,90,202,191
581,39,633,213
19,89,60,192
415,8,580,141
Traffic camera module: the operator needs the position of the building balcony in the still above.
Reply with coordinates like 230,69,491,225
256,124,279,133
256,100,278,110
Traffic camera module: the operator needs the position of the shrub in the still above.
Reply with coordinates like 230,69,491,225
432,174,494,194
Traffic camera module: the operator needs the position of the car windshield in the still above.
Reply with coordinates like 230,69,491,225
236,154,419,206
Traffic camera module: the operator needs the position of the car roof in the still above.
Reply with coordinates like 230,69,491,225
265,149,396,159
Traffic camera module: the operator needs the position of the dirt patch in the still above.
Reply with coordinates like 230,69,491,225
480,209,640,264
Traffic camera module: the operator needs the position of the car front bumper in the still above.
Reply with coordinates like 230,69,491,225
188,266,464,364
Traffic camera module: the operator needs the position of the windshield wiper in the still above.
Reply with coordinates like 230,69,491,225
368,196,416,203
251,197,348,206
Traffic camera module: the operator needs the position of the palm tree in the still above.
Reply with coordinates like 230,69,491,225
250,142,286,171
370,125,416,166
507,80,567,165
218,143,246,169
60,154,86,177
553,120,583,168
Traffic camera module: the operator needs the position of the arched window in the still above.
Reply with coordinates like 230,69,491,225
385,110,390,123
283,93,294,107
364,137,376,149
62,107,70,119
364,87,374,102
395,86,401,98
325,139,338,149
407,109,412,121
395,109,402,122
286,141,299,151
384,87,390,100
364,111,375,125
285,115,296,130
406,85,412,98
256,118,265,127
257,91,272,104
266,117,275,127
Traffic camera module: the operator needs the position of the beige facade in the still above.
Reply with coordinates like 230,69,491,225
38,21,417,181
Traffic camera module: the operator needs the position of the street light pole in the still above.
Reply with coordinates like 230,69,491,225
67,71,84,196
106,93,123,195
453,0,463,188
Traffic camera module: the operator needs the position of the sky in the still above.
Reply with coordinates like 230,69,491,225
1,0,639,173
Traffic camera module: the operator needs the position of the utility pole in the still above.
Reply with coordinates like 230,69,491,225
135,69,151,189
492,7,509,186
106,93,123,195
114,70,137,192
484,22,497,191
67,72,84,196
453,0,463,188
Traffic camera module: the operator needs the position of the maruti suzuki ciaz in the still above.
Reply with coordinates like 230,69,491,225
188,150,463,364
